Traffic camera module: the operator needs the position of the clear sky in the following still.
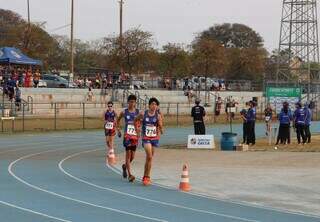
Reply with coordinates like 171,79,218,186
1,0,296,51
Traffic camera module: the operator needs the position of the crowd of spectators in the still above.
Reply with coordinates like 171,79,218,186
0,65,41,88
74,73,130,89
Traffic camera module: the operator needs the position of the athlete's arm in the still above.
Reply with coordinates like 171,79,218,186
134,112,144,135
158,114,164,135
116,111,124,132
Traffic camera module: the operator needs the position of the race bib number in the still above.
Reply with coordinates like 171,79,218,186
145,125,157,137
265,116,271,121
105,122,114,130
127,124,137,136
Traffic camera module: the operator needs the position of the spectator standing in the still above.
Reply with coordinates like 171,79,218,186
293,102,307,144
276,102,292,145
246,101,256,145
7,78,16,102
25,69,32,87
264,103,273,136
240,102,249,144
304,102,312,143
33,70,41,88
191,98,206,135
15,85,22,111
86,87,94,102
215,97,222,116
187,87,194,104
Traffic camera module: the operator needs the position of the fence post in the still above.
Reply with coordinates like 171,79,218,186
176,103,179,126
82,103,85,129
22,104,25,132
260,101,263,121
54,103,57,130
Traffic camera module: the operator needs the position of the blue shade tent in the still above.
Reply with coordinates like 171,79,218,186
0,47,42,66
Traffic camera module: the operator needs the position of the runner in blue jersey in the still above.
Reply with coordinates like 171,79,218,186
116,95,140,182
135,97,163,186
104,101,117,165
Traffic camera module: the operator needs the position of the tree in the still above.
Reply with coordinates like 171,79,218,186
0,9,62,70
103,27,155,74
191,38,227,77
226,47,267,81
199,23,264,49
159,43,191,77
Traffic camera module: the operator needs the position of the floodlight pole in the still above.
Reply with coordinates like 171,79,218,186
119,0,124,76
70,0,74,86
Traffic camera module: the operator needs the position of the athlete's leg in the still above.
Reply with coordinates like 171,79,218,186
109,135,115,150
126,150,132,176
143,143,153,178
130,150,135,162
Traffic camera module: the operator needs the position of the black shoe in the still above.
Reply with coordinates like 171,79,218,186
128,175,135,183
122,164,127,178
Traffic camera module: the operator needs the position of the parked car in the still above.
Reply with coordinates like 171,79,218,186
131,80,148,90
38,79,47,88
42,74,76,88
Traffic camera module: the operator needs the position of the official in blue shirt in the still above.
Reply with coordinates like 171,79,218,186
276,102,292,145
293,102,307,144
246,101,256,145
304,102,312,143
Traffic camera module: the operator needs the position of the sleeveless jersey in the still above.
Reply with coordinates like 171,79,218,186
124,108,140,139
142,110,159,140
104,110,116,130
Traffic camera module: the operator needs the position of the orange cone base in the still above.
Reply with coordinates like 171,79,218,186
108,157,116,165
179,182,191,191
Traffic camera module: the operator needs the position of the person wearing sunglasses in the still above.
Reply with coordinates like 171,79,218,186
104,101,117,165
116,95,140,182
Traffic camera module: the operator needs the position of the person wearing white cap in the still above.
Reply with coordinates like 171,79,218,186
191,98,206,135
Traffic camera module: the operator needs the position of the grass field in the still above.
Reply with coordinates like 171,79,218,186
1,113,248,132
162,135,320,152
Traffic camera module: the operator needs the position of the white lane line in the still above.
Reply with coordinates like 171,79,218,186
0,135,104,149
0,140,104,155
59,149,260,222
111,157,320,220
8,148,168,222
0,200,72,222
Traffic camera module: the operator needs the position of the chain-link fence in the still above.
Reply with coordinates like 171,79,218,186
2,98,317,133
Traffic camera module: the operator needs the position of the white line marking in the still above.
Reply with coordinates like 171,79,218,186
0,136,104,149
0,139,104,155
8,148,168,222
0,200,72,222
59,149,260,222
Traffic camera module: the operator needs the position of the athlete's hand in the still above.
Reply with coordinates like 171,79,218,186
160,129,164,135
117,130,122,138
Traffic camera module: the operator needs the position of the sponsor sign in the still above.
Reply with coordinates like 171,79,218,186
266,87,302,113
187,135,215,149
266,87,301,98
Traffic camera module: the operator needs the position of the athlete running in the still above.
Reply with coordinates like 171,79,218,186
116,95,140,182
135,97,164,186
104,101,117,165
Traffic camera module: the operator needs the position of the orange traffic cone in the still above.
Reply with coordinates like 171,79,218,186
107,149,116,165
179,164,191,191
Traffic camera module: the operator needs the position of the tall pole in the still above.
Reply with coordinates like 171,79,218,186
25,0,31,50
70,0,74,85
27,0,30,26
119,0,124,75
